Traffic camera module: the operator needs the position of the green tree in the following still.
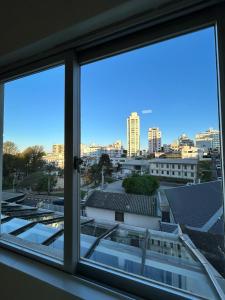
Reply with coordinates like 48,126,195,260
122,175,159,196
18,171,56,192
197,161,213,182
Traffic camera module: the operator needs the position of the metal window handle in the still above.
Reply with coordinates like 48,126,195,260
74,156,83,171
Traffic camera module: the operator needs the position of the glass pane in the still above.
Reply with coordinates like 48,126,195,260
1,65,65,261
80,27,225,299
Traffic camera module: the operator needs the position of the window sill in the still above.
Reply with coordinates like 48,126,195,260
0,247,135,300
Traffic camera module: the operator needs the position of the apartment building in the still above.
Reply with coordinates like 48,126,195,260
148,127,162,153
149,158,198,180
127,112,140,157
195,128,220,151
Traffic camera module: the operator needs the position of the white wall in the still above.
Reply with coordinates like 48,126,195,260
86,207,115,222
86,207,160,229
124,213,160,229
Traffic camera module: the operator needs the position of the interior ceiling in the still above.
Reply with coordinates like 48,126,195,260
0,0,223,68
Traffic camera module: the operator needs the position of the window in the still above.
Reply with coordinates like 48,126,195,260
1,5,225,300
115,212,124,222
79,25,225,299
1,64,65,260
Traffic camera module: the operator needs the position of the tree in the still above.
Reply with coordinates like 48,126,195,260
197,161,213,182
22,145,45,173
18,171,57,193
122,175,159,196
3,141,18,155
98,154,112,176
86,164,101,185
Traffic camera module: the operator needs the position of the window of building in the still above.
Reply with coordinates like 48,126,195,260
161,170,164,175
115,212,124,222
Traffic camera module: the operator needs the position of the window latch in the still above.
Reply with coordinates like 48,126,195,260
74,156,83,172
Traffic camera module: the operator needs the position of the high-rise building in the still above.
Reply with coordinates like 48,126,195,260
148,128,162,153
127,112,140,157
195,128,220,152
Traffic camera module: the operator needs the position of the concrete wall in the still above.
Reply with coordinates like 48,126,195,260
124,213,160,229
86,207,160,229
86,207,115,222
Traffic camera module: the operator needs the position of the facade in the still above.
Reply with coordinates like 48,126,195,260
163,144,171,153
43,152,64,168
148,128,162,154
149,158,198,180
120,159,150,175
195,128,220,152
127,112,140,157
178,134,194,147
81,141,123,158
42,144,65,168
52,144,64,154
181,146,204,159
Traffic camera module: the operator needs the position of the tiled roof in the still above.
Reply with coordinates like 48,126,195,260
85,191,157,216
165,181,223,232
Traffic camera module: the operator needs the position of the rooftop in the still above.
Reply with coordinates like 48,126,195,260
164,181,224,234
150,158,198,164
1,191,225,299
85,191,157,216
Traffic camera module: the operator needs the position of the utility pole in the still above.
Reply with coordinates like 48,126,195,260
101,167,104,190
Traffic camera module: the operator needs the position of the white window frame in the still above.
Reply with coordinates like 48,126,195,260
0,3,224,300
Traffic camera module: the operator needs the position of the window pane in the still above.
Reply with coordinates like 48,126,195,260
1,65,65,261
80,27,225,298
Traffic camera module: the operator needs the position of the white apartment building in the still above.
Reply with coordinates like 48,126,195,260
43,152,64,169
81,142,123,158
149,158,198,180
127,112,140,157
195,128,220,152
181,146,204,159
42,144,65,168
148,128,162,153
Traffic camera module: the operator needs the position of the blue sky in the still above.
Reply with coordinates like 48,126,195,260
4,27,219,151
